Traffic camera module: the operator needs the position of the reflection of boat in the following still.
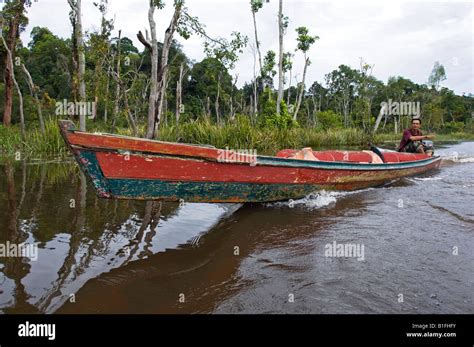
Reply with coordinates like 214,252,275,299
59,120,442,203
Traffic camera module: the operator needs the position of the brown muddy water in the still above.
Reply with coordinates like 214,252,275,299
0,142,473,314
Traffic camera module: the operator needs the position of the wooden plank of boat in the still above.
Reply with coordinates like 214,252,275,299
58,120,442,203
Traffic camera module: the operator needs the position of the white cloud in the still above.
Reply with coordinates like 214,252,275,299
13,0,474,94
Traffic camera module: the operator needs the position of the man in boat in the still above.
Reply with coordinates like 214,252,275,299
398,118,435,155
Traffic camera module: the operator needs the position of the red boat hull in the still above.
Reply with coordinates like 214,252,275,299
59,120,442,202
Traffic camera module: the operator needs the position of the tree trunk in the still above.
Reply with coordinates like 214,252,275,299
21,64,45,134
92,58,104,122
373,103,387,133
155,3,182,137
215,71,222,124
342,92,350,128
70,19,79,103
175,62,184,124
122,87,138,136
305,99,311,125
76,0,86,131
13,66,25,139
293,56,309,121
287,68,292,106
3,54,14,127
137,4,159,139
1,33,24,138
311,94,318,127
109,62,138,136
112,30,122,127
250,95,254,116
230,74,238,121
163,88,168,126
252,47,258,117
252,11,263,75
104,64,110,123
92,55,103,123
175,80,180,123
2,10,20,127
12,70,26,140
276,0,284,114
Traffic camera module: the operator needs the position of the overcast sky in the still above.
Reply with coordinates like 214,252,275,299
10,0,474,94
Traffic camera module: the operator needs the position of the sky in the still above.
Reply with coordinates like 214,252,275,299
8,0,474,95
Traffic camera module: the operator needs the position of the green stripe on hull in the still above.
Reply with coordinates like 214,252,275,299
107,179,322,202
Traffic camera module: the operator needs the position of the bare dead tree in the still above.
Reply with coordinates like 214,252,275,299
137,2,158,139
230,74,239,120
175,62,188,124
68,0,87,131
215,71,222,124
155,2,183,135
276,0,284,114
112,30,122,127
21,63,45,134
0,30,25,138
109,70,138,136
1,0,28,127
293,56,309,120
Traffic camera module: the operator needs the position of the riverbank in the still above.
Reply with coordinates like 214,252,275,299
1,118,473,158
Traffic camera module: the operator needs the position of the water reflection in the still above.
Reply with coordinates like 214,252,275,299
0,160,241,313
55,190,376,313
2,161,38,313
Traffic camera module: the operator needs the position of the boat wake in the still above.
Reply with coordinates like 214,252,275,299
267,188,374,210
455,157,474,163
410,176,444,182
441,152,474,163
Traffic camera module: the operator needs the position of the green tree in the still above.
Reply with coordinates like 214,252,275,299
282,51,293,106
325,64,360,127
428,61,446,91
262,50,276,89
186,57,233,120
316,110,343,130
293,26,318,120
259,87,295,129
24,27,71,100
203,31,247,123
384,76,418,131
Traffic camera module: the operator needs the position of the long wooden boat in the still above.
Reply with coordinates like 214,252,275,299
59,120,441,203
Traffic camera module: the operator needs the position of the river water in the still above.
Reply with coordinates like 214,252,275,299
0,142,473,314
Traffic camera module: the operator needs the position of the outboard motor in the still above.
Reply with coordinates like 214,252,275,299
422,140,434,156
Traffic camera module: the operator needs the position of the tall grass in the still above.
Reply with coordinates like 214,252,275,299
1,118,97,158
159,117,375,154
5,116,470,158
